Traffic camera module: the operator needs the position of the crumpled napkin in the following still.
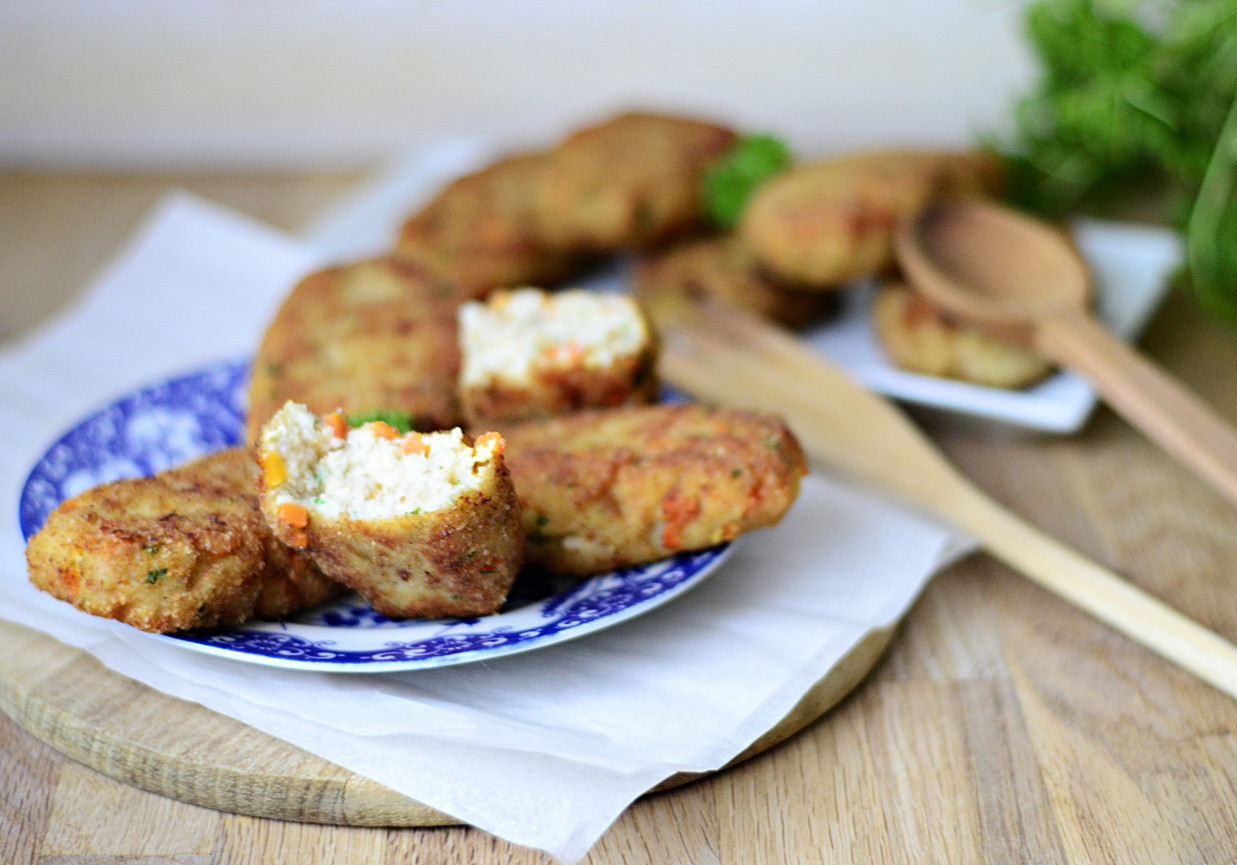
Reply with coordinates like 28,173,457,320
0,192,970,863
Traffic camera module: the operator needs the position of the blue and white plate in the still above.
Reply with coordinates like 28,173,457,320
19,359,733,672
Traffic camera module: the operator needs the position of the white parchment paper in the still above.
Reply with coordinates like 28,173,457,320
0,193,968,862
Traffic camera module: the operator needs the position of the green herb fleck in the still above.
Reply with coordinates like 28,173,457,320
346,409,416,433
312,496,325,505
731,468,743,478
146,568,167,584
703,133,793,229
142,543,160,554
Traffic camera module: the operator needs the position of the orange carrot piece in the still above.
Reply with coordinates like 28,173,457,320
660,493,700,550
276,501,309,528
366,421,399,440
544,341,584,365
402,432,428,456
259,450,287,487
323,411,348,439
475,431,505,456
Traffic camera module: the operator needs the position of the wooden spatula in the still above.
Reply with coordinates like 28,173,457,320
658,302,1237,699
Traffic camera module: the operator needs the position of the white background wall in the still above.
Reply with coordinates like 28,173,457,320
0,0,1036,169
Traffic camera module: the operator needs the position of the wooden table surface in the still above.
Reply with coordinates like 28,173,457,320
5,171,1237,864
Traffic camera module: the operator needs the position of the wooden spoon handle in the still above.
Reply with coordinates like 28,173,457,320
948,480,1237,699
1035,308,1237,508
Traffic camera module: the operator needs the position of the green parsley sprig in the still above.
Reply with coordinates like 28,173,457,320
703,133,792,229
344,409,416,433
998,0,1237,323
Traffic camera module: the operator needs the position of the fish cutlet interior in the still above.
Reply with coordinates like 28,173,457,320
257,402,525,619
458,287,659,428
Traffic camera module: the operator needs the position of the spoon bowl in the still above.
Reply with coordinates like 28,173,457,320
897,200,1092,343
896,198,1237,509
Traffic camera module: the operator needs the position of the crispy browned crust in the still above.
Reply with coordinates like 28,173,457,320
535,110,739,251
739,149,1005,288
633,234,840,330
25,448,342,634
500,403,807,577
246,255,463,443
396,152,585,298
259,449,525,619
871,283,1053,389
461,345,660,430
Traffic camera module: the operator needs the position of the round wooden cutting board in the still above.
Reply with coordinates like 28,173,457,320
0,617,893,826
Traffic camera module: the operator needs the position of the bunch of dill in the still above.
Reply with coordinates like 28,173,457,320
1000,0,1237,322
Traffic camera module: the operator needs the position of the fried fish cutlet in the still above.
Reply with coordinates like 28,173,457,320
396,152,585,299
871,283,1054,389
25,447,343,634
257,403,524,619
500,403,807,577
458,287,659,428
246,255,463,444
739,149,1005,289
633,234,839,331
535,110,739,251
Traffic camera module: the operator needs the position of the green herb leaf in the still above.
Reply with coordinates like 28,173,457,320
345,409,416,433
998,0,1237,322
146,568,167,584
703,133,792,229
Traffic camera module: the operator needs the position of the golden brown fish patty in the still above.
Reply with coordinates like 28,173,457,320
739,149,1005,288
396,152,584,299
871,283,1053,389
536,110,739,251
247,255,463,443
25,447,342,634
633,234,839,331
501,403,807,577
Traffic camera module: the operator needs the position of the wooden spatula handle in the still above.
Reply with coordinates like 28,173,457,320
660,304,1237,700
1036,308,1237,508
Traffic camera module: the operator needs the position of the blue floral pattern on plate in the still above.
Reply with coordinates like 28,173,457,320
19,359,733,672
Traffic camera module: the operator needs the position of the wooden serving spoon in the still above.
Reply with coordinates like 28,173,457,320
658,302,1237,699
895,199,1237,509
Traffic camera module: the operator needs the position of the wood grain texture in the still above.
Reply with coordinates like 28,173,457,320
5,173,1237,864
0,618,892,825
